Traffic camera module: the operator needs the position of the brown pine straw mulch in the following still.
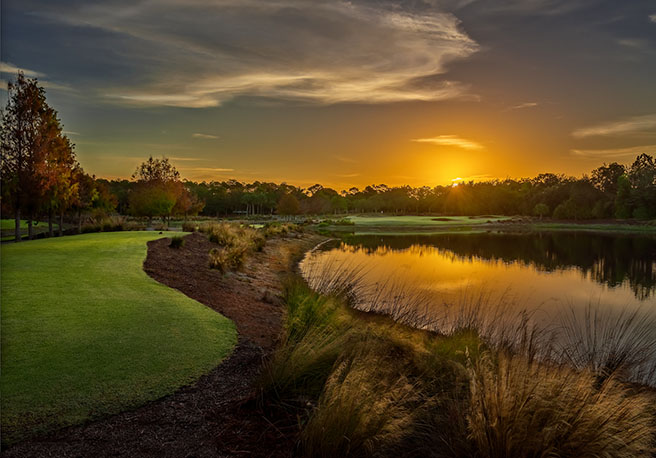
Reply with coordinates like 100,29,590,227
2,231,323,458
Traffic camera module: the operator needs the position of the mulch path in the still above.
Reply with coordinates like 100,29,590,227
2,231,322,458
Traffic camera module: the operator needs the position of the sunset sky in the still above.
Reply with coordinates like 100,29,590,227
2,0,655,189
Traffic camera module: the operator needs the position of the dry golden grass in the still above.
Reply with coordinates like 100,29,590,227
199,222,265,272
262,263,656,457
468,351,655,458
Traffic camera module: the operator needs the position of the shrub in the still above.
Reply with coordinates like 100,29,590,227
124,221,146,231
252,234,266,252
81,224,101,234
318,218,354,227
169,236,185,249
200,222,269,273
182,221,198,232
208,242,249,273
262,222,301,238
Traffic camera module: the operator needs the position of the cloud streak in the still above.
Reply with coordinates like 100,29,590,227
191,133,219,139
38,0,479,107
0,61,46,78
572,114,656,138
570,145,656,158
504,101,538,111
412,135,484,150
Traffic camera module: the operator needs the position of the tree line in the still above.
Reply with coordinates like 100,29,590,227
2,73,655,243
99,153,655,221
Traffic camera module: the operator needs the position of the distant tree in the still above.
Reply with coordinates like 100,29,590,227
172,183,204,220
129,156,182,225
627,154,656,219
132,155,180,183
533,203,550,219
591,162,625,195
129,184,177,225
615,174,632,219
277,193,300,217
42,133,78,237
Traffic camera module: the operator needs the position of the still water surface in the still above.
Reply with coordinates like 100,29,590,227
301,231,656,328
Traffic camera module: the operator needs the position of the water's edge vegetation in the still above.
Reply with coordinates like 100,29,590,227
257,251,656,456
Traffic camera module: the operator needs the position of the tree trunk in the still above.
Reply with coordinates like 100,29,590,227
78,210,83,233
58,211,64,236
48,209,54,237
28,216,34,240
14,208,21,242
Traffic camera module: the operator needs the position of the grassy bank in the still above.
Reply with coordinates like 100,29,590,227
0,232,237,444
259,276,656,457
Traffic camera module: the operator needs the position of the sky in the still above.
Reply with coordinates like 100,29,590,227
2,0,655,189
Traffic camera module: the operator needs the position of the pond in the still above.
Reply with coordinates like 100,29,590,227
301,231,656,380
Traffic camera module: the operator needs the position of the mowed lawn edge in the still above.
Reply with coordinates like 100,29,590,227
1,232,237,444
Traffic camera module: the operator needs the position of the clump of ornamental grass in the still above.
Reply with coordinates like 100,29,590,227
201,222,267,272
181,221,199,232
555,304,656,385
169,235,185,249
467,350,656,458
208,241,249,273
262,222,302,238
200,221,238,246
300,337,420,458
260,278,352,403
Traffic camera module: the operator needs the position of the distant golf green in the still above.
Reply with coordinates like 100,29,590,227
1,232,237,444
347,215,503,227
341,215,655,234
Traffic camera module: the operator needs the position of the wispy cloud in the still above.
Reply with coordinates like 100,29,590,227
572,114,656,138
504,101,538,111
412,135,484,150
451,174,492,182
191,133,219,139
617,38,648,49
169,156,203,162
334,155,358,164
178,167,234,173
0,61,72,92
0,61,46,78
335,173,361,178
39,1,479,107
570,145,656,158
649,14,656,23
63,131,81,136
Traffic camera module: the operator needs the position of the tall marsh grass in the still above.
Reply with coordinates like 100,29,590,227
260,263,656,457
468,351,655,457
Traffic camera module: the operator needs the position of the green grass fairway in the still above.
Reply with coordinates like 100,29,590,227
1,218,61,241
1,219,27,230
1,232,237,444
